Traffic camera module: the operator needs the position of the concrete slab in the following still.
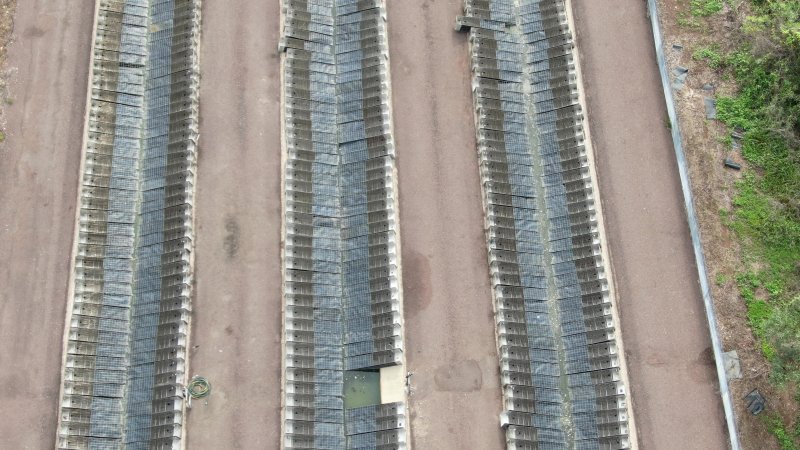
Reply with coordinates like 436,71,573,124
380,365,406,404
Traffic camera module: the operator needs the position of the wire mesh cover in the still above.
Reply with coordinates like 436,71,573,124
282,0,406,448
345,403,405,446
59,0,199,449
463,0,629,448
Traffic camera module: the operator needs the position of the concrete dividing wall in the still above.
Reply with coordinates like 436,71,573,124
57,1,201,448
279,0,408,448
457,0,632,448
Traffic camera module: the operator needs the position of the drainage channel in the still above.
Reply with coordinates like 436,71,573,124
57,0,201,448
279,0,409,449
457,0,633,448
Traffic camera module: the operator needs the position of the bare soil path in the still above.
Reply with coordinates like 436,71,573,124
0,0,94,448
183,1,284,447
571,1,730,448
387,0,506,448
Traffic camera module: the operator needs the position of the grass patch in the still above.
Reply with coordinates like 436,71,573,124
705,0,800,444
765,414,800,450
693,45,727,68
678,14,703,28
691,0,724,16
729,174,800,379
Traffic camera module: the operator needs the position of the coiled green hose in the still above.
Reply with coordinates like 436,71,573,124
188,376,211,399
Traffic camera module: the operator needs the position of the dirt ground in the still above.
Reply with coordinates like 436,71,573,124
386,0,506,448
182,0,284,448
0,0,14,131
657,0,790,448
571,1,730,448
388,0,504,449
0,0,94,448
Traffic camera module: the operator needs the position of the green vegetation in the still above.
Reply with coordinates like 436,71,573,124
691,0,725,16
766,413,800,450
678,15,703,28
700,0,800,445
693,45,727,68
716,0,800,373
679,0,724,28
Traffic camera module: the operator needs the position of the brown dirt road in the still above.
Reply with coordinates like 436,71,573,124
183,1,284,448
0,0,93,448
571,1,729,448
387,0,505,448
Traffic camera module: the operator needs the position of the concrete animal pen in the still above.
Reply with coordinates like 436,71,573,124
457,0,634,448
57,0,202,448
279,0,409,448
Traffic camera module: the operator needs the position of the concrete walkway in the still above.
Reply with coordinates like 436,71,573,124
183,1,284,447
0,1,94,447
387,0,506,448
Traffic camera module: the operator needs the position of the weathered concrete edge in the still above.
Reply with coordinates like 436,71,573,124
275,6,289,450
182,2,203,448
278,5,288,450
379,3,413,446
646,1,740,448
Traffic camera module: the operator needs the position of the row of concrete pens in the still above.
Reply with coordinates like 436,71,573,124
460,0,632,449
54,0,631,448
58,0,200,448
